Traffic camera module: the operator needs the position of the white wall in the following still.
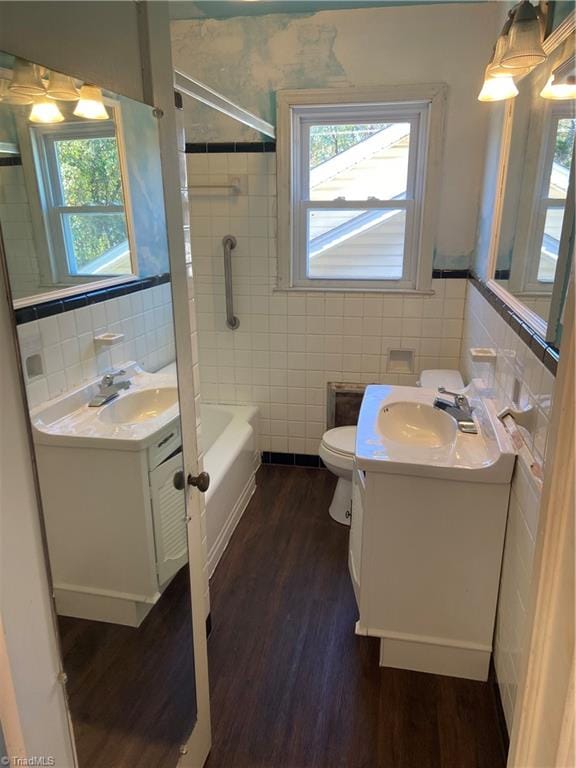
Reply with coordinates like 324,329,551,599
172,2,501,269
460,283,556,730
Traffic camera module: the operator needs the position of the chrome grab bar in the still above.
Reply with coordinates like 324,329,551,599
222,235,240,330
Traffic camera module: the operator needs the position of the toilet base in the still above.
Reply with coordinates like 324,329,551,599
329,477,352,526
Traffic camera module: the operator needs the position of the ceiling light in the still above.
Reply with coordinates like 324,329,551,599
73,84,109,120
478,69,519,102
46,71,80,101
29,97,65,124
9,59,45,97
502,0,547,71
0,78,33,105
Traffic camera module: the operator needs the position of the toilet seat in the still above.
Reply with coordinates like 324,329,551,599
321,426,356,458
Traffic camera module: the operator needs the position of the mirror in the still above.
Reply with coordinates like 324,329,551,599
490,34,575,343
0,51,197,766
0,52,170,303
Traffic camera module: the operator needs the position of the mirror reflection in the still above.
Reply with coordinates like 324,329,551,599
0,52,169,301
0,51,196,767
493,42,575,330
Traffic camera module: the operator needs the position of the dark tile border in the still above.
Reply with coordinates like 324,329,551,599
174,90,183,110
469,273,559,376
261,452,326,469
0,156,22,167
185,141,276,154
431,268,469,279
14,273,171,326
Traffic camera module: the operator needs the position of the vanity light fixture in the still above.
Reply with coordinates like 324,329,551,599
29,96,65,124
9,59,46,97
540,56,576,100
487,17,532,80
502,0,547,71
46,70,80,101
73,84,109,120
0,77,33,105
478,68,519,102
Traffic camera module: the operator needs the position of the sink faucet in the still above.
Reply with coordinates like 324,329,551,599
88,369,131,407
433,387,478,434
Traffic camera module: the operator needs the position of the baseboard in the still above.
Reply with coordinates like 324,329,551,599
207,473,256,579
53,584,159,627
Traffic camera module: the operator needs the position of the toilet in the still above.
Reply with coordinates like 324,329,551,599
320,369,465,526
319,426,356,526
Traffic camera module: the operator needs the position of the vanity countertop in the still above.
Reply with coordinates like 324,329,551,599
31,362,180,451
355,384,515,484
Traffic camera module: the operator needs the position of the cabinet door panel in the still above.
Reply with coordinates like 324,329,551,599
150,452,188,587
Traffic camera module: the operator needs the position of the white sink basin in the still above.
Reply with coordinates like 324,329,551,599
99,387,178,425
30,362,180,451
377,402,457,448
356,384,516,483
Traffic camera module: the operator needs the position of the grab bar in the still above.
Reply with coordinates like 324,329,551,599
222,235,240,330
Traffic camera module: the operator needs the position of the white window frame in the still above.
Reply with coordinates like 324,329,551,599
524,102,574,294
30,109,136,286
277,85,446,292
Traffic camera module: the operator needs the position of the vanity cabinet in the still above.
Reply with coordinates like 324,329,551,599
350,465,510,681
35,419,187,626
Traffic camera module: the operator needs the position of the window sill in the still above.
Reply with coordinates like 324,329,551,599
273,285,435,296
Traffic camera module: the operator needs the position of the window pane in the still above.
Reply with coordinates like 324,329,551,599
548,118,575,199
307,208,406,280
309,122,411,202
62,212,131,276
537,206,565,283
55,136,124,206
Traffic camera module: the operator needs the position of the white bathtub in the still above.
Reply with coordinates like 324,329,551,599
200,403,260,577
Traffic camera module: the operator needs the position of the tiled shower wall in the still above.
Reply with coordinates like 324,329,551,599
188,151,466,455
460,282,555,731
17,282,175,409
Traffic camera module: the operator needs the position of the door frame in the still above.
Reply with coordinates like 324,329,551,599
137,5,211,765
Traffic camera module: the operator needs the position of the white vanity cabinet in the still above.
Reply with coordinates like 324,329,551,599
349,463,511,681
35,419,187,627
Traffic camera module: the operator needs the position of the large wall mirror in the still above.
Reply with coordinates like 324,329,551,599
0,50,198,766
488,22,575,348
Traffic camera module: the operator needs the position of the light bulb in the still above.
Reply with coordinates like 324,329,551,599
73,84,109,120
540,75,576,100
29,97,65,124
478,71,519,102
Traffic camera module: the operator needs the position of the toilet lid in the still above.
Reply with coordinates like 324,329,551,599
420,369,465,391
322,426,357,457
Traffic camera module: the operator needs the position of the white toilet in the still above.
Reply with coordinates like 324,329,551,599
319,426,356,526
320,369,466,526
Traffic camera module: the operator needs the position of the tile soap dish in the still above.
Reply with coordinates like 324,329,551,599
94,332,124,348
469,347,497,363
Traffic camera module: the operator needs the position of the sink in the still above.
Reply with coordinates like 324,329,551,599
98,387,178,425
377,402,457,448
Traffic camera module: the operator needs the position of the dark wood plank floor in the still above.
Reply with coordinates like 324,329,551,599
59,565,196,768
206,465,508,768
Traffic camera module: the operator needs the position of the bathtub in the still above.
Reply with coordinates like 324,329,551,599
200,403,260,577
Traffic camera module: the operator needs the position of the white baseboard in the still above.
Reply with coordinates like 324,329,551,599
207,473,256,579
378,635,490,681
54,585,160,627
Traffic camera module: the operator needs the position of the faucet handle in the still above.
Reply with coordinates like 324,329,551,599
438,386,469,409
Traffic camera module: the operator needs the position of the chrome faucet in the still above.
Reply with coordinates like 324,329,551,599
433,387,478,434
89,369,131,407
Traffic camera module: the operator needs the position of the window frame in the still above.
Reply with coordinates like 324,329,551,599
277,85,447,292
524,103,574,294
30,109,137,286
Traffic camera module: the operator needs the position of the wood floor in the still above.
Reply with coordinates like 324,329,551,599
206,465,508,768
58,565,196,768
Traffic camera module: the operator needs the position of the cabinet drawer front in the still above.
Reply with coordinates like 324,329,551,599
148,422,181,470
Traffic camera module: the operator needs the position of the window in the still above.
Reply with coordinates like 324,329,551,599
277,86,445,291
31,117,135,284
527,104,575,291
